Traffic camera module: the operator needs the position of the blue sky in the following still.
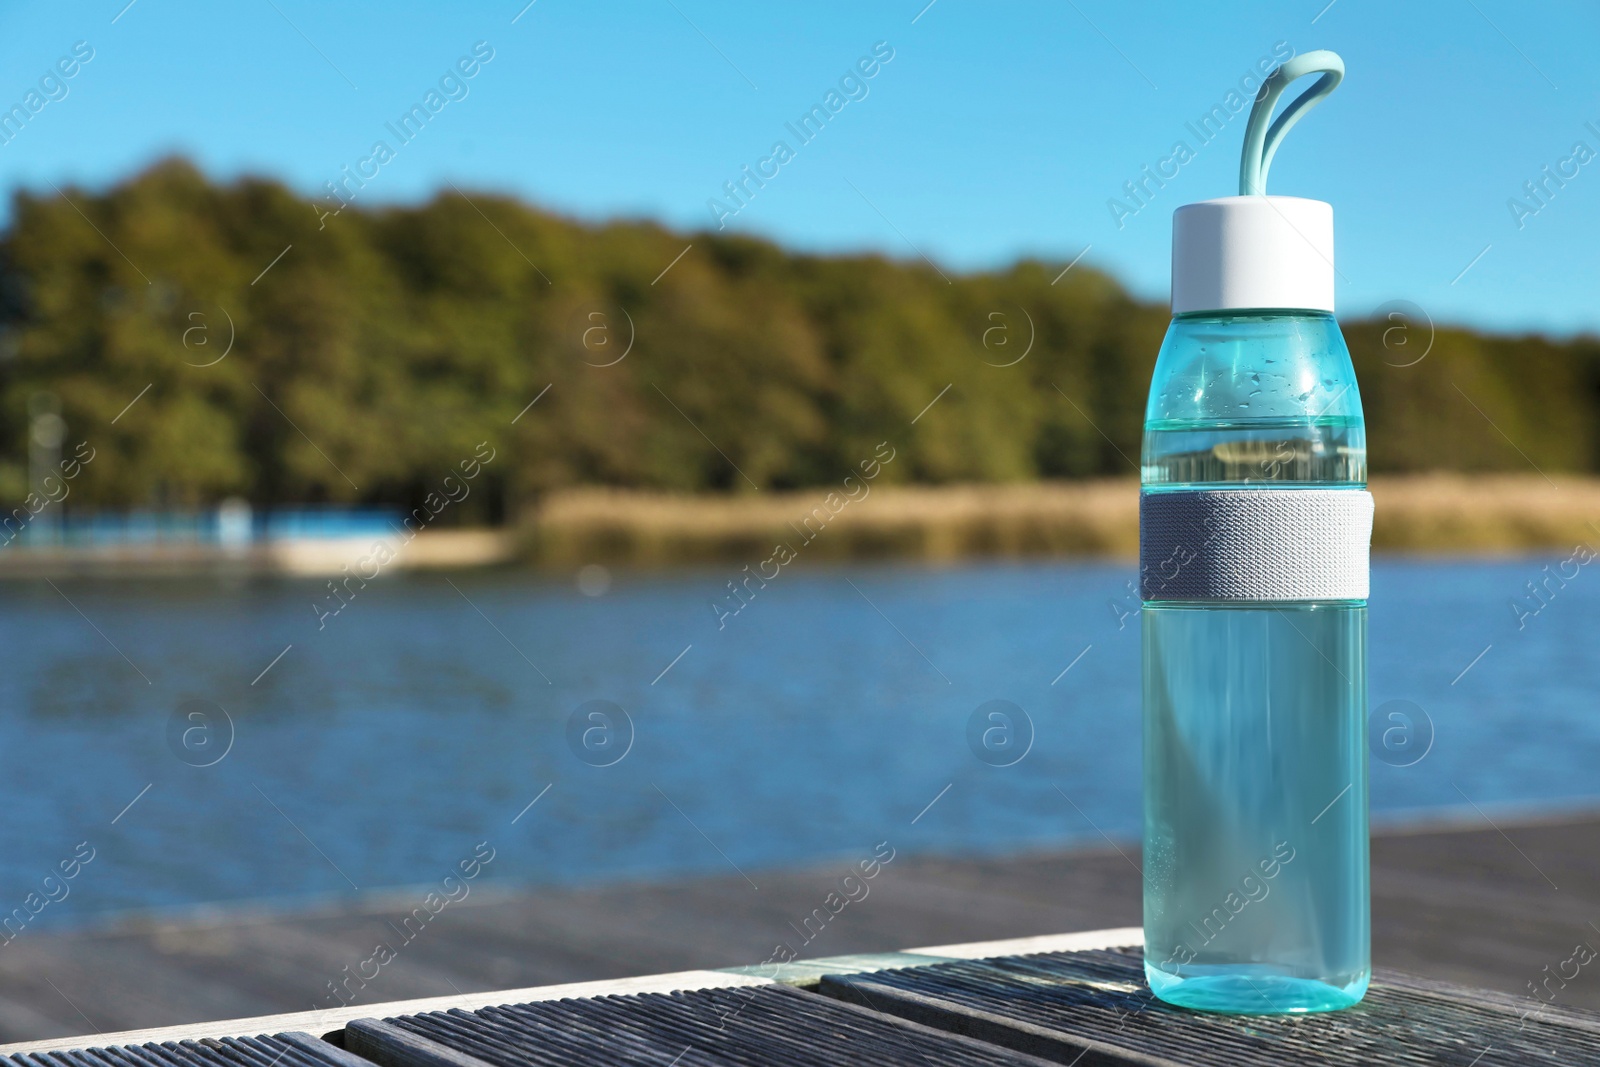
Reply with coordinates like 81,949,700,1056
1,1,1598,335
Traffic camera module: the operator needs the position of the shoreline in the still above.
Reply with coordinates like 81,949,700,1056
0,473,1593,578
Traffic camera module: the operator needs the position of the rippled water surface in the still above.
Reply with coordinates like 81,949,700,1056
0,555,1593,925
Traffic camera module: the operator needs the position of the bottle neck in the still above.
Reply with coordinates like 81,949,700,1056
1171,308,1336,323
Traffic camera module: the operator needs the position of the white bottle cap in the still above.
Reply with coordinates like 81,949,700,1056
1170,196,1334,315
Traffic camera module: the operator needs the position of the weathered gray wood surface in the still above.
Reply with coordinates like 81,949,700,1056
9,947,1600,1067
0,812,1589,1042
822,949,1600,1066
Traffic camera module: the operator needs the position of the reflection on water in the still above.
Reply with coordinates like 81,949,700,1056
0,556,1594,926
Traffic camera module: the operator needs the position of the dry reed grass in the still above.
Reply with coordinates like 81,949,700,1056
519,474,1600,566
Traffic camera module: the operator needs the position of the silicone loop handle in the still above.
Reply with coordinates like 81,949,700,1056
1238,50,1344,196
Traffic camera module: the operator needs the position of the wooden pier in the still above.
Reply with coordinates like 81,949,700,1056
3,929,1595,1066
0,810,1590,1048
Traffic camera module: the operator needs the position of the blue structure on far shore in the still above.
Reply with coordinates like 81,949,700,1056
4,502,404,550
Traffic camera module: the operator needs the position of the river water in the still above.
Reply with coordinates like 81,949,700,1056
0,555,1592,926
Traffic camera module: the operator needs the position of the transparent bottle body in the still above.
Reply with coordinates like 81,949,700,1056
1141,310,1370,1014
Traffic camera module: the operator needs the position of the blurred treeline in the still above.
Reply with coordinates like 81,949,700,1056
0,158,1595,524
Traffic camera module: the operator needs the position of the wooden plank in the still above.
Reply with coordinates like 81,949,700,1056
345,1020,495,1067
1375,970,1600,1034
357,982,1072,1066
817,979,1178,1067
276,1031,380,1067
820,948,1600,1066
0,1032,368,1067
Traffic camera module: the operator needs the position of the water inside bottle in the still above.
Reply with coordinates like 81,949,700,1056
1143,602,1369,1012
1142,415,1365,487
1141,413,1370,1013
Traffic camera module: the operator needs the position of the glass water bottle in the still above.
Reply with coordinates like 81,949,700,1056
1141,181,1371,1013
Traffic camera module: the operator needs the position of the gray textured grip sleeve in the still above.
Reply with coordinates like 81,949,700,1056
1140,488,1374,602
